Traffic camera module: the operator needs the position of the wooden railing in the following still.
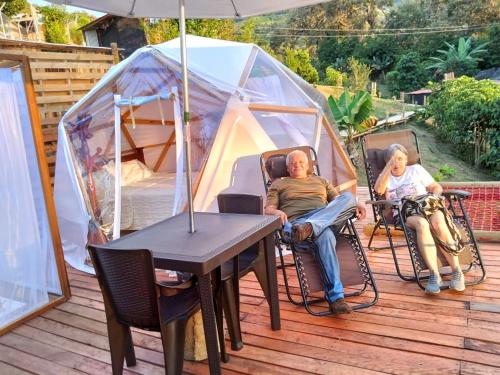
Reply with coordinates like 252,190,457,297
0,38,116,177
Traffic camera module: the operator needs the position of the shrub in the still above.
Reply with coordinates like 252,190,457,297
324,66,348,87
426,76,500,176
432,164,455,182
347,57,372,92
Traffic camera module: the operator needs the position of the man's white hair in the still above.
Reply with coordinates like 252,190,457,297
286,149,308,166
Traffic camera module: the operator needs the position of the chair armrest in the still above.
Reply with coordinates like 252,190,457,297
365,199,398,208
156,279,195,296
442,189,470,199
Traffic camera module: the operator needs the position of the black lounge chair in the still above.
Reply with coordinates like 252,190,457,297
360,129,486,290
260,146,378,316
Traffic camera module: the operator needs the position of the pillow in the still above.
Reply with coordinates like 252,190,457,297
120,159,154,186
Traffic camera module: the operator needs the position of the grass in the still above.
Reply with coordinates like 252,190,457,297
354,119,497,186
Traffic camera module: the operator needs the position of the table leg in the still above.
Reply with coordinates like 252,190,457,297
197,273,221,375
264,233,281,330
213,267,229,363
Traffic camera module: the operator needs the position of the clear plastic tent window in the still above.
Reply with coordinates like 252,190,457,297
0,65,62,329
54,35,356,273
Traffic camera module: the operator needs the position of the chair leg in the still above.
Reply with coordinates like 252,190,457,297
222,279,243,351
124,327,136,367
160,318,187,375
106,315,130,375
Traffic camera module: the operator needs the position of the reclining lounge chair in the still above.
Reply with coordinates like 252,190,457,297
260,146,378,316
360,129,486,290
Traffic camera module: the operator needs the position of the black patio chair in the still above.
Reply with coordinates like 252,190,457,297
217,194,274,349
88,245,237,375
360,129,486,290
260,146,378,316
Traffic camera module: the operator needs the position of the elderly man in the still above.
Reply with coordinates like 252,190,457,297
264,149,366,314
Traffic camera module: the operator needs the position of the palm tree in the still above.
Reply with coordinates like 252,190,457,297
427,37,489,77
327,90,373,167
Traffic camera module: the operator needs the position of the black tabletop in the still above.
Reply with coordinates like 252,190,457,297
105,212,281,274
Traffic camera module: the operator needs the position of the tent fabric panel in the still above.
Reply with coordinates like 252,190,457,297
0,66,60,329
155,36,254,88
194,99,277,212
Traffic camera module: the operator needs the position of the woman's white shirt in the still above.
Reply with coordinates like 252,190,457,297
385,164,435,203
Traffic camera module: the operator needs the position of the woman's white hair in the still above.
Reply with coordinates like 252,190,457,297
286,149,308,165
385,143,408,162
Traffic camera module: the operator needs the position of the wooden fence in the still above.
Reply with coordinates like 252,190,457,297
0,38,116,177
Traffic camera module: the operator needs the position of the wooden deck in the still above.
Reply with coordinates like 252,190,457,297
1,189,499,374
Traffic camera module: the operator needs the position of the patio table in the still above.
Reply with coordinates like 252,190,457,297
105,211,281,375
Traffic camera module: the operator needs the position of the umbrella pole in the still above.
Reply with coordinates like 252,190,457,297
179,0,195,232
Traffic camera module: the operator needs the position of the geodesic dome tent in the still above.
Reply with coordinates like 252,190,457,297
54,35,357,272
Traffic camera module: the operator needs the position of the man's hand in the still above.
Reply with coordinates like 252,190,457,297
275,209,288,225
355,203,366,220
265,205,288,225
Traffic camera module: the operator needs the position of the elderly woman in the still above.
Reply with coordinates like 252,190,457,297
374,143,465,294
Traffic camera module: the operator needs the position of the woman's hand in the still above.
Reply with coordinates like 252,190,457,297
356,203,366,220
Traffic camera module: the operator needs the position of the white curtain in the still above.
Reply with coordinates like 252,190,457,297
0,66,60,329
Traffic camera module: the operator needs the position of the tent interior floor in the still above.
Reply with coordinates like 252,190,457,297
1,189,499,375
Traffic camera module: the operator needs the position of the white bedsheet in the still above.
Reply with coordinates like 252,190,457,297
120,173,180,230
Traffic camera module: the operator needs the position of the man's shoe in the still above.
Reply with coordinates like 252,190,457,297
450,269,465,292
329,298,352,314
425,272,442,294
291,222,313,242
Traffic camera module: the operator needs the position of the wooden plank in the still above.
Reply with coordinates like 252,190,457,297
465,338,500,355
154,131,176,172
248,103,319,115
30,61,113,70
29,51,114,61
470,302,500,313
0,342,82,375
35,94,84,104
460,362,500,375
0,361,32,375
35,83,95,92
32,71,105,80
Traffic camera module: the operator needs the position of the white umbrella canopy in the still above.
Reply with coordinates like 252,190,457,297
47,0,331,232
47,0,330,18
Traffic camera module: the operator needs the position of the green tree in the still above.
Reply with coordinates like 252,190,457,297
327,90,373,165
69,12,93,45
39,5,70,44
427,37,489,78
386,52,429,95
479,25,500,69
2,0,29,17
143,19,235,44
284,48,319,83
347,57,372,92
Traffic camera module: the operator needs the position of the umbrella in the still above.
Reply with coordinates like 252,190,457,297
48,0,331,232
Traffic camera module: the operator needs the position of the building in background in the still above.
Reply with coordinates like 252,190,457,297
80,14,147,58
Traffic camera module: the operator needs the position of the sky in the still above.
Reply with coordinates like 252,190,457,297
29,0,104,17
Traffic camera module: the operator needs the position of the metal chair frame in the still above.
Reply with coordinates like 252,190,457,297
260,146,378,316
360,130,486,290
